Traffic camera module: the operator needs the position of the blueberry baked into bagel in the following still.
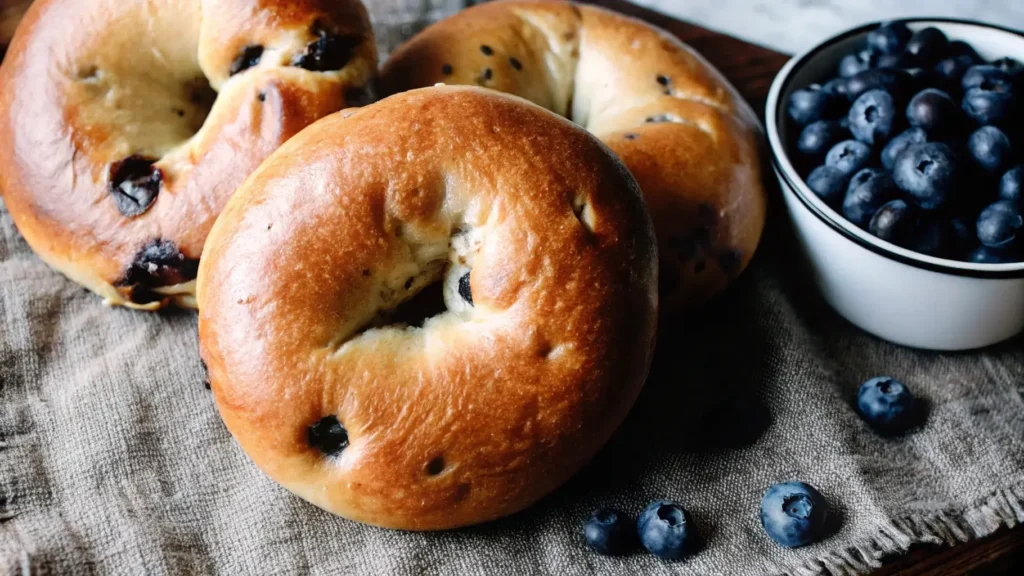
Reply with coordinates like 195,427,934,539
381,0,767,314
197,86,659,530
0,0,376,309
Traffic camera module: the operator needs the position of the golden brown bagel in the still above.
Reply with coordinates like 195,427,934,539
381,0,766,313
0,0,376,309
197,86,659,530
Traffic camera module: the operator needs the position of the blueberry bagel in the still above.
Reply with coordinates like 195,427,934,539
0,0,376,309
197,86,659,529
381,0,766,313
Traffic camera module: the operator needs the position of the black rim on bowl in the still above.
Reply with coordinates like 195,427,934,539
768,18,1024,280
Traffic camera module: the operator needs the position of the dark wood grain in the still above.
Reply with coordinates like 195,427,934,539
585,1,1024,574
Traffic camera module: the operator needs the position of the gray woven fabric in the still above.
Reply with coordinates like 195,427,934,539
3,2,1024,575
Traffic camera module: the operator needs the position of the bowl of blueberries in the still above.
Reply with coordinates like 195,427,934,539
766,19,1024,351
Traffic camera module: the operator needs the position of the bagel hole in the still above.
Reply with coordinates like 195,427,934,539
358,281,447,334
426,456,446,476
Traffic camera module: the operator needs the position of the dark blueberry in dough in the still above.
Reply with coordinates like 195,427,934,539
121,239,199,290
308,415,349,455
623,133,638,140
717,249,742,275
441,63,453,75
480,44,493,56
229,45,264,76
458,271,473,305
509,57,522,71
646,114,672,123
293,30,362,72
200,359,210,390
656,74,669,86
482,68,493,81
109,155,162,217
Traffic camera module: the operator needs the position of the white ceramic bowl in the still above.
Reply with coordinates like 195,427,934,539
766,19,1024,351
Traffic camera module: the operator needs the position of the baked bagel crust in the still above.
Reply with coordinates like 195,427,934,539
0,0,376,309
197,86,658,530
380,0,766,313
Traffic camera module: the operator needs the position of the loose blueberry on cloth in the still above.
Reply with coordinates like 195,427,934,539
637,500,697,559
3,8,1024,576
584,508,634,555
761,482,830,548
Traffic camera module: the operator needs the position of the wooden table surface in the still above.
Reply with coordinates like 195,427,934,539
588,0,1024,574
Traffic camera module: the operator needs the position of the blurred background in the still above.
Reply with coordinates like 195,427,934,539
369,0,1024,58
635,0,1024,53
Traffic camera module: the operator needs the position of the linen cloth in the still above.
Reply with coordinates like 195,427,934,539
2,1,1024,574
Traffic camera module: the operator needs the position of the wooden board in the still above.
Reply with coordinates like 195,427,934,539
585,1,1024,574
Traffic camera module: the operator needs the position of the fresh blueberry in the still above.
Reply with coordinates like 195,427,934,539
847,166,880,193
903,27,949,67
584,508,633,555
839,51,872,78
907,216,954,257
760,482,829,548
806,166,850,207
893,142,959,209
968,245,1020,263
905,88,959,137
933,55,976,89
845,68,913,102
823,77,849,100
881,127,928,171
993,57,1024,84
875,53,904,69
976,200,1023,249
825,140,872,174
843,171,897,227
869,199,917,245
857,377,918,434
967,126,1013,174
868,21,912,55
797,120,847,160
961,65,1016,93
637,500,696,560
962,88,1016,128
947,40,982,64
1000,165,1024,205
848,89,897,146
788,85,845,125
